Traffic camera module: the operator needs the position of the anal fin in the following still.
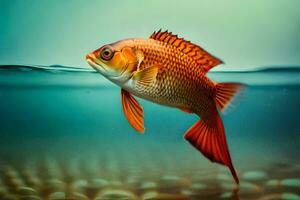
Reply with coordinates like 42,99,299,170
121,89,144,133
184,107,239,184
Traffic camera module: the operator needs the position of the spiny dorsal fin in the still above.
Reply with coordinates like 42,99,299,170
150,30,223,73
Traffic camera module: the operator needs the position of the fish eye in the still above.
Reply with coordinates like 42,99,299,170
100,46,114,61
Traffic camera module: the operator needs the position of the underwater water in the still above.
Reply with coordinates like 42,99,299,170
0,65,299,200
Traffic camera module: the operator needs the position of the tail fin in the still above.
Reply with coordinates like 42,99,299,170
215,83,244,112
184,107,239,184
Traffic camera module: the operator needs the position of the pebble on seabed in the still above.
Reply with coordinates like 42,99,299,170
140,181,158,190
266,178,300,189
243,171,268,181
217,173,233,182
221,181,261,195
141,191,189,200
281,178,300,188
16,186,37,196
281,193,300,200
44,179,66,192
257,193,300,200
95,189,138,200
180,189,193,196
219,192,233,199
48,191,89,200
190,183,207,190
48,192,66,200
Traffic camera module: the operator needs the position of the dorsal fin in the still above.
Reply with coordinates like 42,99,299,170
150,30,223,73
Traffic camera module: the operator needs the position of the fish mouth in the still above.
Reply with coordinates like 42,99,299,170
85,53,123,79
86,54,107,72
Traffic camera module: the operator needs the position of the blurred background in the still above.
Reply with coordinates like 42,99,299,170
0,0,300,70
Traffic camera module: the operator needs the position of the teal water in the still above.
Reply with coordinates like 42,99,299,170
0,65,300,200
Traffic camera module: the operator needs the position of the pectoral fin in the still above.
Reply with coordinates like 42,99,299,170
121,89,144,133
132,65,159,87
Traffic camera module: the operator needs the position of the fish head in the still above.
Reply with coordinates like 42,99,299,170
86,39,139,85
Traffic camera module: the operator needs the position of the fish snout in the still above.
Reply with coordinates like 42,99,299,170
86,53,100,71
86,48,101,61
86,53,94,61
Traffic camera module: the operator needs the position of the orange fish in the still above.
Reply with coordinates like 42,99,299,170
86,30,243,184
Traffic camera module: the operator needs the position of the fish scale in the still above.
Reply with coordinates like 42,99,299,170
132,38,214,112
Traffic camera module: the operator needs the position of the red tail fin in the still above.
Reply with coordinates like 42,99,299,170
215,83,244,112
184,107,239,184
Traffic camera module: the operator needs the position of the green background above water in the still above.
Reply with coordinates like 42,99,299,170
0,0,300,70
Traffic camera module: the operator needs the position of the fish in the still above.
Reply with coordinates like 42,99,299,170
86,30,244,184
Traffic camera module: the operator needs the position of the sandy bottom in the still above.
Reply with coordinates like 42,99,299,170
0,149,299,200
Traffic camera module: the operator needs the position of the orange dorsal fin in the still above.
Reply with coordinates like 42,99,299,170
121,89,144,133
184,106,239,184
150,30,223,73
215,83,245,112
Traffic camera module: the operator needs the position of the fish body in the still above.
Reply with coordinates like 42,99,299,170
122,38,215,114
86,30,243,184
